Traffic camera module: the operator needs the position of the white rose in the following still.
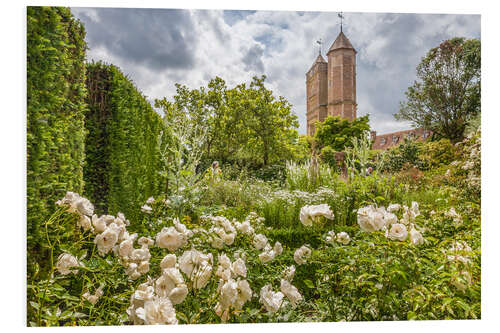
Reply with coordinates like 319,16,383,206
280,279,302,307
294,245,312,265
160,254,177,269
136,296,178,325
94,227,119,256
56,253,79,275
259,284,286,313
119,238,134,258
253,234,269,250
409,226,424,245
387,204,401,212
336,232,350,245
387,223,408,241
78,215,93,232
273,242,283,256
156,227,187,251
231,258,247,278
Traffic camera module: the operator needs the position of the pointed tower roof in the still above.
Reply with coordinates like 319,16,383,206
314,54,327,64
327,31,356,54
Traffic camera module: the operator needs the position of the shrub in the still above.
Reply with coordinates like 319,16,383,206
27,6,87,276
84,62,165,222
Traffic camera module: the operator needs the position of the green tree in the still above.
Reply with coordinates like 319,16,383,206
314,115,370,151
395,37,481,142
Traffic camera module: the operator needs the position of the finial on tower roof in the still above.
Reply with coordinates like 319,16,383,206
338,12,344,32
316,38,323,56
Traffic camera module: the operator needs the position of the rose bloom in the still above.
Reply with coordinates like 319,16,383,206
231,258,247,278
387,223,408,241
155,227,187,252
253,234,269,250
160,254,177,270
136,296,178,325
193,262,213,289
300,204,334,227
78,215,93,232
233,279,252,310
387,204,401,212
119,238,135,258
409,226,424,245
294,245,312,265
280,279,302,308
94,227,119,256
283,265,296,281
357,205,384,232
259,284,286,313
336,232,350,245
56,253,79,275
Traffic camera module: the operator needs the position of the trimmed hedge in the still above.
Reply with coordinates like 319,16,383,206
27,7,87,261
84,62,165,223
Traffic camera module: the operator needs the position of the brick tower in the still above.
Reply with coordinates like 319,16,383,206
305,54,328,136
326,31,357,121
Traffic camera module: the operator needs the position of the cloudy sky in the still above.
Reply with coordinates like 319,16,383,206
71,7,480,135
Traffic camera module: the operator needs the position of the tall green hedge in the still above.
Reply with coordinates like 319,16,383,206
27,7,87,257
84,62,165,223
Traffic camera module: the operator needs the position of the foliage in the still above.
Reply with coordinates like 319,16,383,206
84,62,165,222
345,131,372,177
395,37,481,142
155,75,299,167
27,6,88,277
314,115,370,158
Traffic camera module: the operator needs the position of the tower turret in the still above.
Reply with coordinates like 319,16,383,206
326,31,357,121
306,54,328,136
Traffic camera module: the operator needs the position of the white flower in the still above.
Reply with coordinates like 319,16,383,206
234,279,252,310
156,268,186,304
82,285,104,305
235,221,254,235
232,258,247,278
259,250,275,264
130,248,151,262
300,204,334,227
169,284,188,305
387,223,408,241
138,236,154,248
383,211,398,227
155,227,187,252
193,262,213,289
410,201,420,217
119,238,135,258
94,227,119,256
357,205,385,232
273,242,283,256
146,197,155,204
336,232,350,245
387,204,401,212
294,245,312,265
92,215,107,233
283,265,296,281
253,234,269,250
78,215,93,232
445,207,463,225
280,279,302,307
160,254,177,270
222,232,236,245
325,230,336,243
409,226,424,245
138,261,150,274
141,205,153,214
136,296,178,325
259,284,286,313
56,253,79,275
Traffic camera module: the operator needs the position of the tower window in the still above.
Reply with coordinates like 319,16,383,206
392,136,399,144
381,137,387,145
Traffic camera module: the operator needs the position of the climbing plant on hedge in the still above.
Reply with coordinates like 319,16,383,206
84,62,165,223
27,6,87,274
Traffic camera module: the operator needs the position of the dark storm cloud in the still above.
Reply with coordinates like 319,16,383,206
242,44,265,73
73,7,197,70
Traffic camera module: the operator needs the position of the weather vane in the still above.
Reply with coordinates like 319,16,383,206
316,38,322,55
338,12,344,32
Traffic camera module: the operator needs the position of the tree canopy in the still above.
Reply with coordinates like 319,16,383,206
155,75,299,167
395,37,481,142
314,115,371,152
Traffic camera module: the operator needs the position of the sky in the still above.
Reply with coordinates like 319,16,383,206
71,7,480,135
